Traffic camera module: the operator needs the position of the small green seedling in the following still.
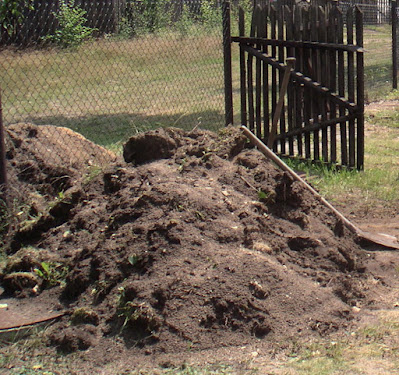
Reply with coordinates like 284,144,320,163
34,261,68,288
195,211,206,221
128,254,140,266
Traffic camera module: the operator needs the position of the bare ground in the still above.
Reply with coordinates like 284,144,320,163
1,123,399,374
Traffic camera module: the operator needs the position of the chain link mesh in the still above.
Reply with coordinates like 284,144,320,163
0,0,397,170
1,0,226,167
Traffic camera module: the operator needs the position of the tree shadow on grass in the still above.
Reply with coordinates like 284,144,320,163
30,110,225,152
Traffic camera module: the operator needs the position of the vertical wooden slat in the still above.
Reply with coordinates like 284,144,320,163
318,7,329,162
356,6,364,170
239,8,247,126
255,6,262,138
247,6,257,132
278,6,286,154
270,5,278,152
302,7,312,160
223,1,234,126
328,3,337,164
392,0,398,89
0,89,7,205
294,5,303,156
285,6,295,156
347,7,355,168
310,6,320,162
337,8,348,166
261,6,270,140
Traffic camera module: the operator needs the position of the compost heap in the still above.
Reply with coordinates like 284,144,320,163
0,124,380,354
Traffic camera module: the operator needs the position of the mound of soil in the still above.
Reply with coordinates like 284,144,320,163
0,125,387,358
1,123,117,247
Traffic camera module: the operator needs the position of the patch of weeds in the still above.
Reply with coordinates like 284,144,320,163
178,158,188,173
163,364,236,375
257,190,275,205
366,108,399,128
14,200,43,233
0,198,10,243
128,253,140,266
2,245,41,275
205,256,218,269
8,366,56,375
70,307,99,325
34,261,69,288
18,214,43,233
175,203,186,212
288,341,347,375
117,286,160,335
201,151,212,162
90,279,112,302
195,210,206,221
83,165,103,185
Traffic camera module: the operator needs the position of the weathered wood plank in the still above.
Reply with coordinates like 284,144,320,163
277,6,286,154
337,8,348,166
255,6,262,138
270,5,278,152
239,7,247,126
347,7,356,168
328,4,337,164
356,6,364,170
231,37,364,53
247,6,257,132
285,6,295,156
261,6,270,140
318,7,328,162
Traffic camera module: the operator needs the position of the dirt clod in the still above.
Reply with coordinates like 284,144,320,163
49,325,98,352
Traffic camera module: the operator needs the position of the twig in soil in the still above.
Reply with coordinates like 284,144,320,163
239,175,257,192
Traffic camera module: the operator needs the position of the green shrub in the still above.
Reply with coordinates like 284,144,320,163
0,0,33,36
200,0,221,32
43,0,96,49
119,0,171,37
174,4,194,37
116,16,134,39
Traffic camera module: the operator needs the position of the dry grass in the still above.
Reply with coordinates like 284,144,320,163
0,33,227,150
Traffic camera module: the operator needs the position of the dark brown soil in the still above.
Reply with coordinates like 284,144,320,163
0,124,394,369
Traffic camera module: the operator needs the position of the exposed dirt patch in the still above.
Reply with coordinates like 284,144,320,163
366,99,399,115
0,124,398,372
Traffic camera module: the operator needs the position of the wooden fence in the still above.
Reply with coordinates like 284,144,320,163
224,2,365,170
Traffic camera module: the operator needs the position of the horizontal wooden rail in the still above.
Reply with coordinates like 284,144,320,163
232,36,365,53
241,44,359,113
274,114,356,140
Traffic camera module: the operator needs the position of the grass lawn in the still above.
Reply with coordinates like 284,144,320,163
0,32,227,152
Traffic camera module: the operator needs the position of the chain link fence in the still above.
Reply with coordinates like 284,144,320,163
0,0,397,172
363,22,393,101
1,0,228,168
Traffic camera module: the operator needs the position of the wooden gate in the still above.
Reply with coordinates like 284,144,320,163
224,2,365,170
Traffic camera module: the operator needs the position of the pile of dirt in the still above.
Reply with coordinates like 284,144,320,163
0,125,388,358
1,123,116,244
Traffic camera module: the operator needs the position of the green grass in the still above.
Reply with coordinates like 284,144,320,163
284,90,399,203
0,32,228,151
363,24,393,101
0,21,393,154
284,310,399,374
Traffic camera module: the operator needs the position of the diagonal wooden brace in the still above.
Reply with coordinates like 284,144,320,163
267,57,296,149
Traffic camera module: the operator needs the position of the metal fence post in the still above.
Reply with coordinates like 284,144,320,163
393,0,398,89
0,89,7,205
223,1,234,126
